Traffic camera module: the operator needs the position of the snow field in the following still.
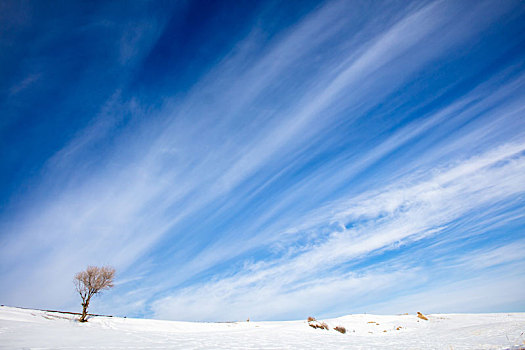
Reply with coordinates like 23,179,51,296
0,306,524,349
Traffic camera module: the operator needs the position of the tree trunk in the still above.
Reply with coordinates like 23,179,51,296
79,300,89,322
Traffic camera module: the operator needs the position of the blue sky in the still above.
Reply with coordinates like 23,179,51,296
1,0,525,321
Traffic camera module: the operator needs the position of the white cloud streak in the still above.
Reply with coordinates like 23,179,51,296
150,142,525,320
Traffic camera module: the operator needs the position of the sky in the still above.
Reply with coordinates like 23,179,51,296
0,0,525,322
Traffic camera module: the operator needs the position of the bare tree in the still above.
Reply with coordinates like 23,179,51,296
74,266,115,322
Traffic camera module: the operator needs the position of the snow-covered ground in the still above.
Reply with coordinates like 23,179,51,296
0,306,524,349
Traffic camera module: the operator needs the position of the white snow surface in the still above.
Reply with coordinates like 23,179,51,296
0,306,524,349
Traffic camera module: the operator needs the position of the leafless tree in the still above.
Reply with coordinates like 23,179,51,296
74,266,115,322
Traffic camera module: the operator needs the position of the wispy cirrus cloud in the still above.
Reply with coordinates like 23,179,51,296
0,0,524,320
150,141,525,320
